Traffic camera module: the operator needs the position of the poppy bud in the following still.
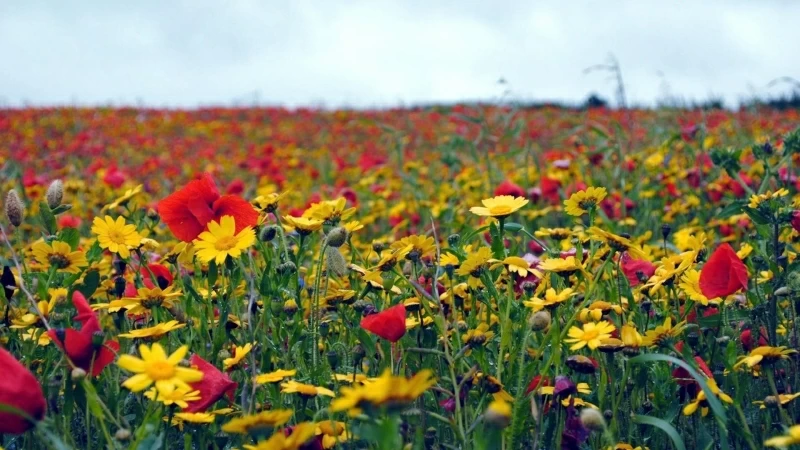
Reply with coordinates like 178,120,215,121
529,310,551,331
372,242,386,253
277,261,296,275
5,189,24,227
579,408,606,432
319,321,330,338
325,227,348,248
447,234,461,247
115,428,132,441
46,180,63,209
764,395,780,408
326,350,339,369
259,225,278,242
661,224,671,240
146,208,160,223
424,427,437,447
71,367,87,381
352,344,366,363
325,247,348,277
114,276,126,298
521,281,537,295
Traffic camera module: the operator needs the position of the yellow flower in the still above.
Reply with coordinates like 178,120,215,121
253,191,290,213
391,235,436,260
753,393,800,409
193,215,256,265
538,256,582,273
243,422,317,450
283,215,324,235
455,247,493,277
564,187,607,216
462,323,495,347
223,343,254,370
578,301,623,322
118,320,186,339
281,380,335,397
540,383,592,396
523,288,574,311
168,412,216,430
678,270,716,306
490,256,536,277
30,240,88,274
734,346,796,369
469,196,528,218
640,317,687,348
117,344,203,394
682,379,733,417
92,215,143,259
144,386,201,408
748,188,789,209
765,425,800,448
102,184,143,212
303,197,356,224
255,369,297,384
330,369,435,415
108,285,182,315
586,227,647,260
564,321,616,351
221,409,294,434
620,324,643,349
316,421,350,449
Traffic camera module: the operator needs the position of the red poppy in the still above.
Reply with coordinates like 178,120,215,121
157,173,259,242
184,355,238,413
699,243,748,299
741,327,769,351
140,263,173,289
360,304,407,342
494,179,525,198
672,356,713,386
0,346,46,434
525,375,551,395
620,254,656,287
48,292,119,377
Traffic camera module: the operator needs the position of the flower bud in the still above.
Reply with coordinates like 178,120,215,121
5,189,24,227
70,367,87,381
283,299,298,316
529,310,551,331
46,180,63,209
326,350,339,369
115,428,132,441
566,355,597,374
352,344,366,363
259,225,278,242
277,261,296,275
325,227,348,248
447,234,461,247
579,408,606,432
325,247,348,277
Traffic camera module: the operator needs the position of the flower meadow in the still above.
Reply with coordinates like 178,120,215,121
3,106,800,449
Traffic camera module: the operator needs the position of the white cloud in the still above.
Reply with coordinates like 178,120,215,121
0,0,797,107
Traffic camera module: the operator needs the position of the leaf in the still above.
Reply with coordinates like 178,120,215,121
259,269,271,296
631,414,686,450
743,206,770,225
76,270,100,298
38,201,57,235
51,204,73,215
207,261,218,287
503,222,524,233
58,227,80,250
81,380,106,422
137,431,165,450
356,328,376,358
629,353,729,448
717,200,745,219
488,222,505,259
86,240,103,261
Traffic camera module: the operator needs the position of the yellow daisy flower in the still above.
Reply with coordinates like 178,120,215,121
564,187,607,216
117,343,203,394
469,195,529,218
118,320,186,339
280,380,335,397
193,215,256,265
221,409,294,434
30,240,88,274
92,215,143,259
564,321,616,351
255,369,297,384
223,343,254,370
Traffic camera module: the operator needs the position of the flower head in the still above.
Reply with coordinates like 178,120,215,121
117,343,203,394
360,304,407,342
564,321,616,351
221,409,294,434
699,243,748,299
281,380,335,397
92,216,143,259
765,425,800,447
641,317,686,348
564,187,607,216
469,196,528,218
0,347,46,434
734,346,796,369
194,215,256,265
31,240,87,274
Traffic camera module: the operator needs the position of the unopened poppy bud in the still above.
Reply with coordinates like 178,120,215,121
603,410,613,421
91,332,105,348
326,350,339,369
424,427,437,447
115,428,132,441
447,234,461,247
580,408,606,432
217,349,231,360
114,276,126,298
5,189,24,227
325,227,348,248
484,399,511,428
46,180,63,209
640,299,652,312
71,367,87,381
319,321,330,337
146,208,160,222
687,332,700,347
325,247,348,277
660,224,671,240
276,261,296,275
259,225,278,242
764,395,780,408
775,286,790,297
521,281,537,295
372,242,386,253
529,310,551,331
352,344,366,363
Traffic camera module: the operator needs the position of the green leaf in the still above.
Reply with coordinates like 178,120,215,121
138,431,165,450
631,414,686,450
503,222,524,233
356,328,376,358
38,201,57,235
259,268,271,296
629,353,729,448
717,200,745,219
58,227,80,250
86,240,103,261
488,222,505,259
51,204,72,215
76,270,100,298
208,261,218,287
81,380,106,422
743,206,770,225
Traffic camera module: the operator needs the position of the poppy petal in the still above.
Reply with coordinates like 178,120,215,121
212,195,259,233
699,243,748,298
158,173,220,242
360,304,407,342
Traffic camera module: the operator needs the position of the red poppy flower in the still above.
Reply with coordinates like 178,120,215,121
525,375,551,395
672,356,713,386
0,346,46,434
140,263,173,289
48,292,119,377
741,327,769,351
620,254,656,287
157,173,258,242
184,355,238,413
494,179,525,198
360,304,407,342
699,243,748,299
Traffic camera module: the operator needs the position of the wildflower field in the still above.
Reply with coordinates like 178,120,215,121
3,105,800,450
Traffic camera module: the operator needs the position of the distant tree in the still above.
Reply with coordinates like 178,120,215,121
584,93,609,109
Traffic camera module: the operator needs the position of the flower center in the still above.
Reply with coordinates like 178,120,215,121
141,295,165,309
582,329,599,340
578,199,597,210
214,236,239,251
490,205,513,216
108,230,126,244
146,361,175,380
48,253,71,269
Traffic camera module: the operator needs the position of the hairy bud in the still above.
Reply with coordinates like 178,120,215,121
46,180,64,209
5,189,24,226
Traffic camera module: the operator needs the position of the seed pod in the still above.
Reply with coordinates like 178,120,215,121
325,227,348,248
5,189,24,226
580,408,606,432
529,310,551,331
325,247,348,277
46,180,63,209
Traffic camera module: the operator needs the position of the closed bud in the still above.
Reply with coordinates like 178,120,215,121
259,225,278,242
661,224,671,240
325,227,348,248
319,321,330,337
277,261,296,276
352,344,366,363
5,189,24,227
114,276,127,299
372,242,386,253
580,408,606,432
774,286,790,297
325,247,348,277
326,350,339,369
115,428,132,441
447,234,461,247
146,208,160,222
71,367,87,381
764,395,780,408
46,180,64,209
529,310,551,331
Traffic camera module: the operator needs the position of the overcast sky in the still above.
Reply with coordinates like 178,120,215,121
1,1,798,108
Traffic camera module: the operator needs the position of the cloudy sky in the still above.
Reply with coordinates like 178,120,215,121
1,1,798,108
